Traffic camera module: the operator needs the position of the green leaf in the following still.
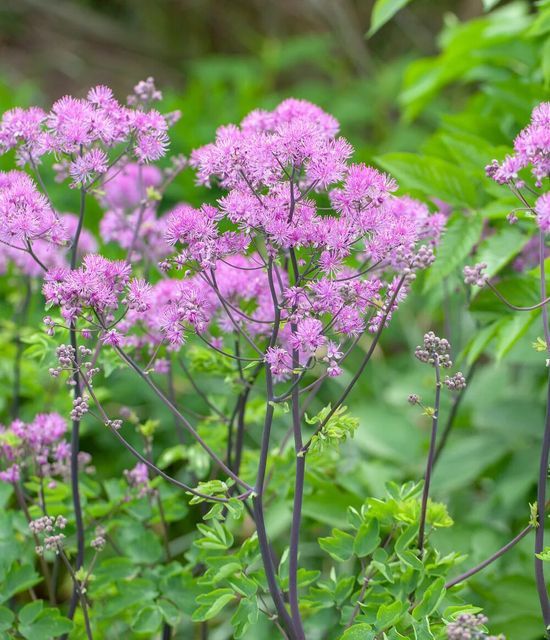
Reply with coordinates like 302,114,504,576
483,0,502,10
424,213,483,292
494,311,540,360
157,598,181,626
375,153,479,208
474,226,527,280
193,589,236,622
319,529,355,561
231,597,259,639
18,609,73,639
340,623,376,639
19,600,43,625
413,617,436,640
375,601,404,631
131,606,163,634
412,577,446,619
0,607,14,632
368,0,413,37
353,519,380,558
1,565,41,602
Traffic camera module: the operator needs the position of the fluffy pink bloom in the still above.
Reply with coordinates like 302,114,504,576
265,347,292,378
487,101,550,187
289,317,325,353
536,193,550,234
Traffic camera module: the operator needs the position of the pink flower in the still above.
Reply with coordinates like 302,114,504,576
289,318,325,353
536,193,550,234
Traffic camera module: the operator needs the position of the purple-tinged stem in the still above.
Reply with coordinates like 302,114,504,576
446,523,533,589
418,358,441,555
287,250,306,640
67,186,87,623
301,276,406,454
536,231,550,634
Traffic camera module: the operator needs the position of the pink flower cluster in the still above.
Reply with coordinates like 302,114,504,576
0,413,68,483
99,163,172,262
0,80,176,177
188,99,442,270
42,254,151,324
486,102,549,188
486,102,549,235
3,90,442,384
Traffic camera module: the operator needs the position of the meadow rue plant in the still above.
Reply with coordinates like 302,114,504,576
466,101,550,633
0,79,512,640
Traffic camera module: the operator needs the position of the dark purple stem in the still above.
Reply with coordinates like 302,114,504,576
67,186,86,623
536,231,550,634
418,358,440,555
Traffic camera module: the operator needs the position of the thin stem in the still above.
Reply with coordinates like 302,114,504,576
25,239,48,272
486,280,550,312
252,257,297,640
11,278,32,419
80,375,236,503
112,345,253,491
418,359,441,555
125,164,146,263
58,549,93,640
288,249,305,639
446,523,533,589
433,360,478,466
536,231,550,633
178,357,229,424
67,186,87,623
301,277,406,454
14,482,55,604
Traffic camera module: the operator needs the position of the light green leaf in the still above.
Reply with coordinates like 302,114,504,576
193,589,236,622
340,623,376,639
495,311,540,360
18,609,73,639
319,529,355,561
376,601,405,631
376,153,479,207
412,577,446,619
483,0,502,10
424,213,483,292
18,600,43,626
368,0,414,37
0,607,14,632
474,226,527,280
157,598,181,626
353,519,380,558
131,606,163,634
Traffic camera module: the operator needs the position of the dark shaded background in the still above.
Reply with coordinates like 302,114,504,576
0,0,484,98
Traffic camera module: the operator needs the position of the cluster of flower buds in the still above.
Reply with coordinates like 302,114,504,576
464,262,487,287
91,525,106,551
444,372,467,391
409,245,436,271
414,332,452,368
29,515,66,534
446,613,505,640
127,76,163,106
70,395,89,421
105,419,123,430
31,515,67,556
408,393,421,405
54,344,76,370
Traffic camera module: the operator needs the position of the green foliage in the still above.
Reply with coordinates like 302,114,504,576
368,0,415,37
306,405,359,452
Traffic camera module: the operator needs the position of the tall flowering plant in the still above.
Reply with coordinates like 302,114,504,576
0,81,506,639
465,102,550,636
